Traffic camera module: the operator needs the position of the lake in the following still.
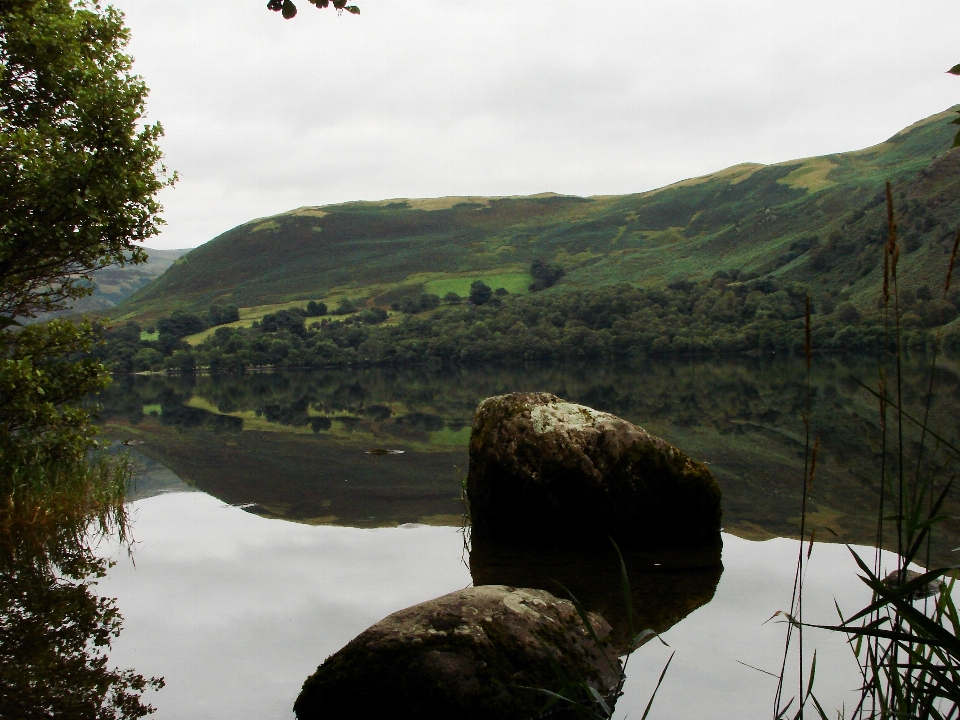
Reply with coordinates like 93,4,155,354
89,355,960,718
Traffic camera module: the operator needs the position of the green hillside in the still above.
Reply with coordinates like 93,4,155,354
114,108,960,323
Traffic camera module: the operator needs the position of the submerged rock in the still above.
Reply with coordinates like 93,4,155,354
467,392,722,545
294,585,620,720
882,568,945,600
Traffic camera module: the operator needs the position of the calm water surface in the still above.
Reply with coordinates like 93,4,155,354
92,357,960,718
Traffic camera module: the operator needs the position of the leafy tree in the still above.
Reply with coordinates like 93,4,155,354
261,309,306,334
305,300,327,317
0,0,171,322
0,320,109,462
356,307,388,324
267,0,359,21
157,311,206,341
396,293,440,314
0,0,169,547
469,281,492,306
209,304,240,326
835,303,861,324
165,349,196,374
331,298,358,315
0,18,168,713
529,259,565,292
443,291,461,305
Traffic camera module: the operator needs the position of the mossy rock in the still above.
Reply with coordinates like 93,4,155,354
467,392,722,545
294,585,621,720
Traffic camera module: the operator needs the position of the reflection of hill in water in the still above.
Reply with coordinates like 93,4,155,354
470,537,723,653
100,357,960,562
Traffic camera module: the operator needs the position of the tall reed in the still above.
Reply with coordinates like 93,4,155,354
785,182,960,719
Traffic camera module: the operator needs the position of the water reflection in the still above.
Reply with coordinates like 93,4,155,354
100,356,960,562
469,536,723,653
0,557,162,717
0,532,162,717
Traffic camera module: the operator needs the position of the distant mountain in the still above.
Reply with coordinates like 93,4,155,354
113,108,960,322
56,247,190,317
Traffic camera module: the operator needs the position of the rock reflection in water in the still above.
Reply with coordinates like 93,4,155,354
469,536,723,653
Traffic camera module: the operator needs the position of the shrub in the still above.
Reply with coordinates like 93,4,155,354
306,300,327,317
469,281,492,306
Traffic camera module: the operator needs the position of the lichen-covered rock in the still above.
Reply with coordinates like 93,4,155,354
294,586,620,720
467,392,721,545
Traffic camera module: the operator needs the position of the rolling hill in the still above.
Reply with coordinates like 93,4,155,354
112,108,960,323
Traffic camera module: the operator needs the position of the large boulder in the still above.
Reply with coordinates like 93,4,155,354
294,585,620,720
467,392,721,545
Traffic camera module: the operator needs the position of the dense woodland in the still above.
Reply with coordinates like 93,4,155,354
96,270,960,374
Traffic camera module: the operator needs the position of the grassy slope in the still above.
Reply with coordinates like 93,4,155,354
113,108,960,322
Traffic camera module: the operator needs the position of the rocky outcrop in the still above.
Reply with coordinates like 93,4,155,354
467,392,721,545
294,585,620,720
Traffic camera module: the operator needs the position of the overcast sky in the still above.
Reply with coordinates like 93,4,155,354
111,0,960,250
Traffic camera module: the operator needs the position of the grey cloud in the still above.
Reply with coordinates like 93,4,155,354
113,0,960,249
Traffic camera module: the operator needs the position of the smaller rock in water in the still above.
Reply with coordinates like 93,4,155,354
467,392,722,545
882,569,944,601
294,585,621,720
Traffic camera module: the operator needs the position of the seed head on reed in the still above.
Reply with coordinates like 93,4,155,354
945,228,960,294
884,182,900,294
807,436,820,494
885,182,898,253
883,250,890,305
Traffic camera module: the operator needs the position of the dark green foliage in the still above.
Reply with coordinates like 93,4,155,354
835,302,861,324
208,303,239,326
305,300,327,317
469,281,492,306
392,293,440,314
261,309,305,334
443,291,461,304
157,311,206,341
0,321,112,464
268,0,360,21
331,298,357,315
0,0,169,321
356,307,388,324
0,3,166,714
165,349,196,374
529,259,565,292
98,272,960,374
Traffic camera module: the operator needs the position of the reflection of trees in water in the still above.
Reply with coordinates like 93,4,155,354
101,356,960,451
0,551,163,719
0,456,162,718
99,356,960,555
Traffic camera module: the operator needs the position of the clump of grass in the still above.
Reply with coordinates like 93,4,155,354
0,448,132,573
